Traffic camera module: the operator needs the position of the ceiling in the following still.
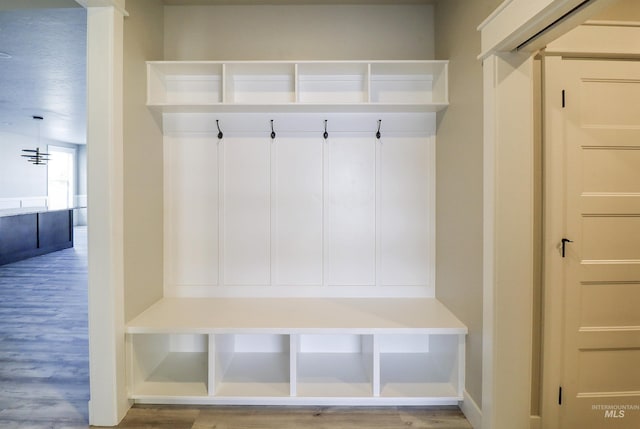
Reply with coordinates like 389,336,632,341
0,6,86,145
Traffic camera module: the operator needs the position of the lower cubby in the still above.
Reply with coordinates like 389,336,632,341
378,334,462,399
294,334,374,397
212,334,290,397
128,333,209,398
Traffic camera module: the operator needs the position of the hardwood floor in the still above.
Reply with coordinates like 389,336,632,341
0,226,89,428
0,227,472,428
110,405,472,429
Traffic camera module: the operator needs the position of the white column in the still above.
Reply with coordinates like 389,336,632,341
86,4,129,426
482,52,535,429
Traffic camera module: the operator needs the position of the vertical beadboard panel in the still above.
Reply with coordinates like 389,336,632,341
327,134,376,286
166,134,219,286
379,134,433,286
274,135,324,286
163,113,436,296
223,135,271,286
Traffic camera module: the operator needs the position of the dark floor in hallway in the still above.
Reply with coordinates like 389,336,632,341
0,227,89,429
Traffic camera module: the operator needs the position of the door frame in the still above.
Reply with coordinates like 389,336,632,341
478,1,620,429
540,52,567,429
541,26,640,428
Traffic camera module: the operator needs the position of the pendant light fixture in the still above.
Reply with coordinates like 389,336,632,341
21,115,50,165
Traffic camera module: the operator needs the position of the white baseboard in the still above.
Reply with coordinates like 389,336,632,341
457,393,540,429
530,415,541,429
460,390,482,429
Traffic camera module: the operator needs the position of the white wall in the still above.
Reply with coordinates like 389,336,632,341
0,132,47,200
164,4,434,61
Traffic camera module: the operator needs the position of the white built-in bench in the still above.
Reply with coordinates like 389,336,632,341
126,298,467,405
134,60,464,406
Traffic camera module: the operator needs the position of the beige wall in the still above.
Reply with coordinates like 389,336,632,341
593,0,640,21
434,0,504,409
123,0,165,321
164,4,434,60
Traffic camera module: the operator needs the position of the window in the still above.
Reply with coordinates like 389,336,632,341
47,146,75,210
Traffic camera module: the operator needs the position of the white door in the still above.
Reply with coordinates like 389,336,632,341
552,58,640,428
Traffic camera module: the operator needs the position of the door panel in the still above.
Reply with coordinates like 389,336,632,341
580,78,640,127
583,148,640,193
582,216,640,260
580,283,640,327
561,59,640,428
577,349,640,393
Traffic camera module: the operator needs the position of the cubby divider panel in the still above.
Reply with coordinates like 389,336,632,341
129,333,209,398
212,333,291,397
295,334,374,397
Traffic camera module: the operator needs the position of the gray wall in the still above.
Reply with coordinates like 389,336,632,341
164,4,434,60
434,0,504,409
123,0,165,322
593,0,640,21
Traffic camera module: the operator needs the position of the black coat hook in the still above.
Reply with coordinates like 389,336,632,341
376,119,382,139
216,120,223,139
270,120,276,139
323,120,329,140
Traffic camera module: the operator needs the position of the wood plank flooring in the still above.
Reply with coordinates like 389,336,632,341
112,405,473,429
0,226,89,428
0,227,472,428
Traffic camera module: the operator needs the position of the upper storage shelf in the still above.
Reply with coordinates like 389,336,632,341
147,60,448,113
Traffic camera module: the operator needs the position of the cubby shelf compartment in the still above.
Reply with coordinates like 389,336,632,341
147,62,223,105
297,62,369,104
370,62,447,105
147,60,448,113
294,334,374,398
224,63,295,104
377,334,463,400
213,334,291,397
126,298,466,405
128,333,209,400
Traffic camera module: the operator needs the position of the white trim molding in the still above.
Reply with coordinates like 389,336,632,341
460,390,482,429
479,1,621,429
478,0,620,59
545,24,640,57
482,52,535,429
86,3,129,426
75,0,128,16
530,415,542,429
